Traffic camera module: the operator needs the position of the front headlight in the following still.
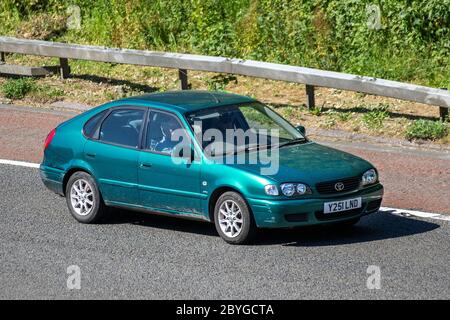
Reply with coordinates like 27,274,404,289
362,169,378,186
280,183,296,197
296,183,308,195
280,183,312,196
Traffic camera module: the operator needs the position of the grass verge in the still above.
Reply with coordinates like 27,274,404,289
0,55,448,145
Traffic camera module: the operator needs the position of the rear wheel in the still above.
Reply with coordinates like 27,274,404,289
65,171,106,223
214,191,256,244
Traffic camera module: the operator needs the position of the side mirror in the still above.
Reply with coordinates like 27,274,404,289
171,143,195,162
296,125,306,136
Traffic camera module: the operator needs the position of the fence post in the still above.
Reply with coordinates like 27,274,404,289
305,84,315,110
179,69,189,90
59,58,70,79
0,52,5,63
440,88,449,121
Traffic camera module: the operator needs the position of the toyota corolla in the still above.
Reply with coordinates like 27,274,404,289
40,91,383,244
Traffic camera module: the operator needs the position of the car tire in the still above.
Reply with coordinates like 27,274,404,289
214,191,256,244
65,171,106,224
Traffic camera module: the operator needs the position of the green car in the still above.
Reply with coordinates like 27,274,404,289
40,91,383,244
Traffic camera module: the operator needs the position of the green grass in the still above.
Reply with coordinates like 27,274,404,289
405,120,448,140
309,106,323,116
361,104,390,129
1,77,66,101
1,78,36,99
28,84,65,102
337,112,352,122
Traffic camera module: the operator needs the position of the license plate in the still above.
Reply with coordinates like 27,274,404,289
323,197,362,214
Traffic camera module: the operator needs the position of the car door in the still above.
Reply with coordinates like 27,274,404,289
84,107,146,205
138,109,203,215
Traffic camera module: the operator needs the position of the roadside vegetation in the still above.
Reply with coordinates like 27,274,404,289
0,0,449,89
405,120,448,141
1,77,64,102
2,78,36,99
0,1,449,144
1,58,448,144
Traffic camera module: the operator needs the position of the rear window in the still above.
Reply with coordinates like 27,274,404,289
83,110,108,138
99,109,145,148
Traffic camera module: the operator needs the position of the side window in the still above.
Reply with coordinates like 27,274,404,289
99,109,145,148
83,110,108,138
146,111,185,155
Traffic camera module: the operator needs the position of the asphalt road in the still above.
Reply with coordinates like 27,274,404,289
0,164,448,299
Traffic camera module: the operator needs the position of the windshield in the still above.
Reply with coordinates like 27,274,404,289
186,102,305,156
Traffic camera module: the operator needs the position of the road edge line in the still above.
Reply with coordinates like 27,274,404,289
0,159,40,168
380,207,450,221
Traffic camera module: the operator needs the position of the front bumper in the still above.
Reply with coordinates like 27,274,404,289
40,165,65,196
248,184,384,228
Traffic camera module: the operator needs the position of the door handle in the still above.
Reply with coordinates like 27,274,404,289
86,153,96,158
140,163,152,168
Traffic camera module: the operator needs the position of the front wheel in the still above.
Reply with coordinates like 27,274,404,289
214,191,256,244
65,171,106,223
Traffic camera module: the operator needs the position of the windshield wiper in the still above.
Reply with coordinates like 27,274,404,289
277,137,308,148
244,144,272,153
222,144,271,156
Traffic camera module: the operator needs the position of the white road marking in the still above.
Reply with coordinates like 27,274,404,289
0,159,448,221
0,159,40,168
380,207,450,221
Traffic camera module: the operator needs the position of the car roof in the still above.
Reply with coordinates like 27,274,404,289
120,90,256,113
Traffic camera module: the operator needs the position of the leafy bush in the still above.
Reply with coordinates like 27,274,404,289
1,1,449,87
2,78,36,99
405,120,448,140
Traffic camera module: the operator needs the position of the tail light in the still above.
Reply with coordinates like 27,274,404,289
44,128,56,151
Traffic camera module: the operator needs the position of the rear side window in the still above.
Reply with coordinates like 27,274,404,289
99,109,145,148
83,110,108,138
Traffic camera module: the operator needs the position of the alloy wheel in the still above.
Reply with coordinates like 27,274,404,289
218,200,243,238
70,178,95,216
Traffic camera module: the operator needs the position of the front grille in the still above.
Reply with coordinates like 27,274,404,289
315,207,363,221
315,176,360,194
366,199,382,212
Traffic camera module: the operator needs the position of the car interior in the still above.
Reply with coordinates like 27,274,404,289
99,110,144,148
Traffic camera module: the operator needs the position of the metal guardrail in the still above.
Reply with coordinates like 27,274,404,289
0,36,449,120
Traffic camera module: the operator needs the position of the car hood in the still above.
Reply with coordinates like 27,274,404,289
225,142,373,184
